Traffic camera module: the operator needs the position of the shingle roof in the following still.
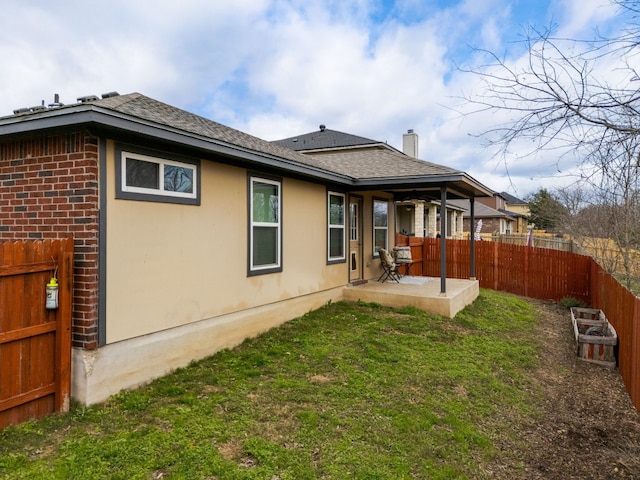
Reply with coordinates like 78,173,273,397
79,93,323,168
272,126,382,151
306,147,459,179
500,191,527,205
447,199,515,218
2,92,322,167
0,92,494,197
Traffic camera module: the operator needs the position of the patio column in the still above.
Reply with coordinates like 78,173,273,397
450,211,457,238
414,202,424,237
440,187,447,295
428,204,438,237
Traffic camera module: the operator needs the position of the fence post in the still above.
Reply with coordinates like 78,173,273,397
492,241,499,291
54,246,73,413
631,296,640,411
524,244,529,297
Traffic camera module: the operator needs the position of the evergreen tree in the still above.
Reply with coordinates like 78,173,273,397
526,188,566,231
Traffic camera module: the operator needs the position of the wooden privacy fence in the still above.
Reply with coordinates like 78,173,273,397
487,234,575,252
396,235,640,411
0,239,73,429
589,266,640,414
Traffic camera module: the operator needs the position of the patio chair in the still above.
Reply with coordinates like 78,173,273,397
378,248,401,283
393,246,413,276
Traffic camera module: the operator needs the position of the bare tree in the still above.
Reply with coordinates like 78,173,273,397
558,185,625,279
464,0,640,291
591,135,640,288
555,135,640,289
464,1,640,162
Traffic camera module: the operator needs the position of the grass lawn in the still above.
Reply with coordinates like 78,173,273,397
0,289,540,479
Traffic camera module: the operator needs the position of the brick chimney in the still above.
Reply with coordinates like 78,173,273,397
402,129,418,158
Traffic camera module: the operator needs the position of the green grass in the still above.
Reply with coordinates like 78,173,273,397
0,289,539,479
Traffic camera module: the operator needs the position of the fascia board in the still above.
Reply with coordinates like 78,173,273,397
353,174,494,198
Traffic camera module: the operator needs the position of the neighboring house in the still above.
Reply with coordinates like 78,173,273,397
499,191,530,233
0,92,493,405
448,199,517,237
273,128,472,239
499,191,530,216
476,191,529,234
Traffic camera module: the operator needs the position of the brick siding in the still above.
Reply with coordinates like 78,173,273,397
0,131,99,349
463,217,502,235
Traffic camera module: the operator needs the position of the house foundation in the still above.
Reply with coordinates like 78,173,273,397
71,286,345,405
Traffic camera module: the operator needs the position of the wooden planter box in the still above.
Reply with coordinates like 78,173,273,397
570,307,617,369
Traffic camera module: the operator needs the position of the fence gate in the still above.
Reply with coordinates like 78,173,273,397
0,239,73,429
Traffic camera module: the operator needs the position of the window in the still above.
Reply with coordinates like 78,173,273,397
249,176,282,274
373,199,388,256
328,192,346,262
116,148,200,205
500,219,510,235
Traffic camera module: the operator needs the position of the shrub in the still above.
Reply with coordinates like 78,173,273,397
559,296,588,309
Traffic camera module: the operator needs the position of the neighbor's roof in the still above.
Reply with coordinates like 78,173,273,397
0,92,493,198
500,191,527,205
448,199,517,219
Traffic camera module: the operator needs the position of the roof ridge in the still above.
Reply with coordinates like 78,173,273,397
274,127,379,143
272,127,382,152
94,92,142,108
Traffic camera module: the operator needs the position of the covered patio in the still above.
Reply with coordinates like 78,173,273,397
343,276,479,318
273,125,492,311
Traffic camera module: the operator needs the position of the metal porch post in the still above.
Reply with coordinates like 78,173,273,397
470,197,476,280
440,186,447,295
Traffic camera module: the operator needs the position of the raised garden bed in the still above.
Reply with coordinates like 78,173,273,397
570,307,617,369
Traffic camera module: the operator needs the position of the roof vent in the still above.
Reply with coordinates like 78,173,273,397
319,124,326,132
13,107,31,115
48,93,64,108
101,91,120,99
77,95,99,103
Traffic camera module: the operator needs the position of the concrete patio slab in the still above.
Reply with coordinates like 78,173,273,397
342,277,479,318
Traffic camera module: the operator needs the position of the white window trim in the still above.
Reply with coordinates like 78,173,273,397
121,151,198,200
328,191,346,262
500,218,509,235
249,176,282,273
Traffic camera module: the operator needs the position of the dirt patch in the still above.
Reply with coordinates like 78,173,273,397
510,300,640,479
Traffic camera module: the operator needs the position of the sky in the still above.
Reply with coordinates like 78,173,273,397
0,0,628,198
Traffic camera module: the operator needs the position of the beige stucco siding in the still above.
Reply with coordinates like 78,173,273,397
105,141,346,343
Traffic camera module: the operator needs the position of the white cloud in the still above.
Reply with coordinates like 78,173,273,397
0,0,270,111
225,4,451,145
0,0,629,197
554,0,619,38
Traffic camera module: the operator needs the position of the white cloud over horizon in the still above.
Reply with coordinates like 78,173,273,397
0,0,628,198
